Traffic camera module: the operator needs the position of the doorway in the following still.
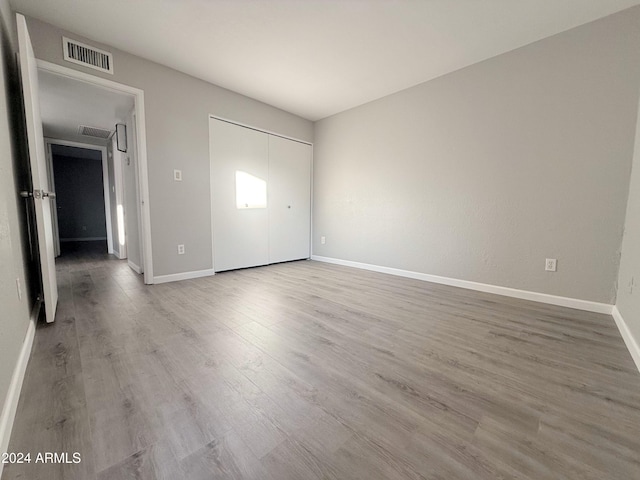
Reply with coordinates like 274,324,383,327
45,142,111,258
36,64,150,282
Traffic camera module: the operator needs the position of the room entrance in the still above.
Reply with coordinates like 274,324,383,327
46,143,110,257
36,57,146,269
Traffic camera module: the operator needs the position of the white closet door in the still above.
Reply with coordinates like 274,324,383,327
268,135,311,263
210,119,269,271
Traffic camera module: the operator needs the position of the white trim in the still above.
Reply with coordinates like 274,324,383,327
128,260,143,274
101,145,113,254
45,138,108,151
131,111,145,275
43,141,60,257
311,255,613,314
112,136,127,260
612,306,640,373
208,117,216,275
37,59,154,284
153,269,215,284
309,143,314,258
60,237,107,242
209,115,313,146
0,303,39,478
133,91,153,284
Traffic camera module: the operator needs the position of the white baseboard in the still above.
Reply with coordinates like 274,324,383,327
310,255,613,314
153,268,215,284
612,306,640,373
0,302,39,478
128,260,143,274
60,237,107,242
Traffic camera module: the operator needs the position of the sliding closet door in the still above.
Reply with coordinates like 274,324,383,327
268,135,311,263
210,118,269,271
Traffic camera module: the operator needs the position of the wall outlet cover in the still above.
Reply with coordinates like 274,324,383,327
545,258,557,272
174,169,182,181
177,244,185,255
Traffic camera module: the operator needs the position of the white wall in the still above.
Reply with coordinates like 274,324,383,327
313,7,640,304
22,15,313,279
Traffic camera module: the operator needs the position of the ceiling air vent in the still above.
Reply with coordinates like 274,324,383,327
78,125,113,139
63,37,114,74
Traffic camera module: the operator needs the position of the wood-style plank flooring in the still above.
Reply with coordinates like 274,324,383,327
3,241,640,479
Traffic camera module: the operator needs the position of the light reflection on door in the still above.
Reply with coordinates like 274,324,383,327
235,170,267,209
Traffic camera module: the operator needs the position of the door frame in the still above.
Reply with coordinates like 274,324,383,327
38,59,154,284
44,141,60,257
44,138,112,255
111,137,127,260
128,109,145,274
209,115,313,146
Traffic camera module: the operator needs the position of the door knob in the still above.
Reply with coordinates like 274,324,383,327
28,189,56,199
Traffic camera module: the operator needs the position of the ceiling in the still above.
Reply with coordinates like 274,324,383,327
13,0,640,121
38,69,134,146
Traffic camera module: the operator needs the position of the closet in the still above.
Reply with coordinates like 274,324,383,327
209,117,311,272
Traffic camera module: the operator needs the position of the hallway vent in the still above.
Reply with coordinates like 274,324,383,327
63,37,114,74
78,125,113,139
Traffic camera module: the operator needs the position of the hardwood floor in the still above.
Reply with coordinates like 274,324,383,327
3,243,640,479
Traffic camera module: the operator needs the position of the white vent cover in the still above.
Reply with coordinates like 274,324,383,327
63,37,113,74
78,125,113,139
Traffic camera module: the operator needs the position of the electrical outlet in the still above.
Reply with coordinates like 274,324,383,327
545,258,557,272
16,278,22,300
174,169,182,182
177,244,185,255
321,236,326,245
